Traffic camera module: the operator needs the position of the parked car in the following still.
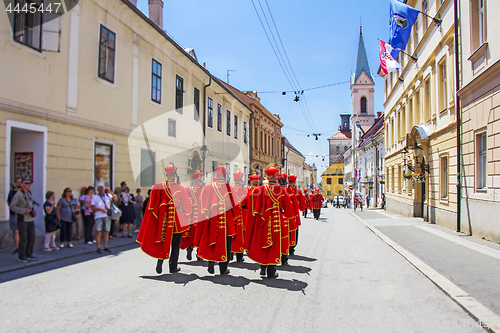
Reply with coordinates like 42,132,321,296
333,196,344,207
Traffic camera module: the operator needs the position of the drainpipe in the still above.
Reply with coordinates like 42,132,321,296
454,0,461,232
202,75,212,184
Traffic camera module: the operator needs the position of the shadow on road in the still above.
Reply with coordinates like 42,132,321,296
251,278,308,293
0,243,139,284
227,260,260,272
141,272,199,286
279,264,312,274
199,275,251,289
289,254,317,262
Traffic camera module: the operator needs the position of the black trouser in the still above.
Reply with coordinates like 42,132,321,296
17,221,35,259
60,220,73,243
260,264,277,277
110,219,116,235
236,252,244,261
290,229,298,254
169,233,182,272
313,209,320,219
83,214,95,243
218,236,232,274
303,208,308,218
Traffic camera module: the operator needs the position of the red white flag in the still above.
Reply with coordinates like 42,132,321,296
379,40,402,77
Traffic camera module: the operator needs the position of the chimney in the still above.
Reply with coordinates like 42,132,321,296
377,112,382,118
148,0,163,29
129,0,137,6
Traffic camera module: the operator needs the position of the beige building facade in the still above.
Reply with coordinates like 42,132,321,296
384,0,458,227
457,0,500,242
0,0,251,245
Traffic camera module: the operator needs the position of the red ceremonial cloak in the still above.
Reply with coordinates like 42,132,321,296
194,181,237,262
312,193,324,209
180,184,203,250
289,187,306,246
243,184,293,265
137,181,192,260
230,184,248,254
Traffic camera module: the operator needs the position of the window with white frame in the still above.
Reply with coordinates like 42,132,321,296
243,121,247,143
217,104,222,132
175,75,183,113
12,0,43,51
440,155,448,198
438,60,447,112
98,24,116,83
168,119,176,137
140,149,156,187
234,115,238,139
194,87,200,121
226,110,231,136
477,132,487,189
151,59,162,104
207,98,213,128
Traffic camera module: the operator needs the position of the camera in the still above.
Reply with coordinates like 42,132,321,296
29,208,36,218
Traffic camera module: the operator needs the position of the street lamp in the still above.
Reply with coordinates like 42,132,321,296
200,144,209,184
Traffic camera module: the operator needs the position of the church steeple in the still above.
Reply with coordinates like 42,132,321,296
350,24,375,126
353,26,374,85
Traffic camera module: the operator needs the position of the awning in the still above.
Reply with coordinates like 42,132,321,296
411,125,431,140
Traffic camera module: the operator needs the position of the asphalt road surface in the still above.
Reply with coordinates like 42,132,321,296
0,207,485,333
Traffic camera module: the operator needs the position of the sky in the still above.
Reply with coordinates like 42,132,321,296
137,0,390,177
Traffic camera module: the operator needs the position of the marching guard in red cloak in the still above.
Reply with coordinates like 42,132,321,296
312,188,325,220
194,165,237,275
244,165,293,278
279,172,297,266
288,174,306,255
302,189,310,218
137,164,192,274
230,169,247,262
180,170,203,261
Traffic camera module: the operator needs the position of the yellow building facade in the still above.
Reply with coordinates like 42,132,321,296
0,0,251,244
322,158,344,199
384,0,457,227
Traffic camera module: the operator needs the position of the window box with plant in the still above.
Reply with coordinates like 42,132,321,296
413,171,426,183
379,180,385,184
403,171,413,180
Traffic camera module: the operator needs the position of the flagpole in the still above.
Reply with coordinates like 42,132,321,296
418,10,442,26
377,39,418,61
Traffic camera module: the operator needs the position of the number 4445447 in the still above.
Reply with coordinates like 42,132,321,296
5,2,62,14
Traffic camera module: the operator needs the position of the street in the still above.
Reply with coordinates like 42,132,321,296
0,207,492,333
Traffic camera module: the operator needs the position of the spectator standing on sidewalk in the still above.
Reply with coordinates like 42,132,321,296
43,191,60,252
109,187,121,238
57,188,79,248
142,189,151,216
91,184,117,254
10,177,38,262
82,186,95,245
7,177,22,254
366,195,371,208
119,187,136,238
134,188,144,233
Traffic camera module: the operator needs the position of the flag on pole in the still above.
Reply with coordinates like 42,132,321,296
379,40,402,77
389,0,419,51
358,170,361,184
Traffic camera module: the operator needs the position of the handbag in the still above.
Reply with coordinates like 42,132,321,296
45,214,61,232
109,202,122,220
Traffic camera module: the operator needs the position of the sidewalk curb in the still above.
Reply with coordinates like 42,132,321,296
0,240,138,275
350,211,500,333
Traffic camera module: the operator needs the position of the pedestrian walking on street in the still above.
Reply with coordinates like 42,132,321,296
134,188,144,233
119,187,136,238
43,191,60,252
56,188,80,248
91,184,117,254
82,186,95,244
7,177,22,255
366,195,371,208
10,177,38,262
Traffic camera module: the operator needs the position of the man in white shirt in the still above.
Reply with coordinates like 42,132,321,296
91,184,117,254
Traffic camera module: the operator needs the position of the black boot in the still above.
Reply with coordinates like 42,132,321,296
186,247,193,261
208,261,215,274
260,265,266,276
156,259,164,274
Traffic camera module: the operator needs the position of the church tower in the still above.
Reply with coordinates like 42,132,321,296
351,26,375,126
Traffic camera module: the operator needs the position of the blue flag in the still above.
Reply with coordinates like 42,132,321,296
389,0,419,52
